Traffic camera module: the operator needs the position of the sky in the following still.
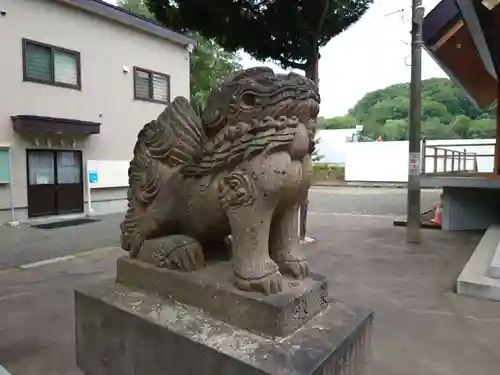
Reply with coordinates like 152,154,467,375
107,0,446,117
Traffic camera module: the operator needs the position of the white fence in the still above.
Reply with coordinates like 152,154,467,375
85,136,495,187
343,139,495,183
423,141,494,174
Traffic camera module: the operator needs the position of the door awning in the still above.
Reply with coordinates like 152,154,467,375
11,115,100,135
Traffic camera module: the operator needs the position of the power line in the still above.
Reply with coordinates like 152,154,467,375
384,7,407,17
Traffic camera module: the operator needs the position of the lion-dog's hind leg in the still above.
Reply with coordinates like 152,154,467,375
121,197,205,272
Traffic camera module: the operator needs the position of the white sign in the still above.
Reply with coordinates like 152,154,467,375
355,125,364,132
409,152,421,175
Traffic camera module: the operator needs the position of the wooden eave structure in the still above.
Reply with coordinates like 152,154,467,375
423,0,500,174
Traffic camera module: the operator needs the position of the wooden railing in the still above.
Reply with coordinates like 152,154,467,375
422,140,495,174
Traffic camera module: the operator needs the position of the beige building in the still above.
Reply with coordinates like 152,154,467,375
0,0,194,224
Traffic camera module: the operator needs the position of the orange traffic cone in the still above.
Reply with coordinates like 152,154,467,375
430,194,443,227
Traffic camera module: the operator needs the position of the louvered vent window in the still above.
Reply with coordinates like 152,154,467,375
134,67,170,104
23,39,80,89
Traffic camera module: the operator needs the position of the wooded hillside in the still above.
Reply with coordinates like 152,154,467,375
319,78,497,140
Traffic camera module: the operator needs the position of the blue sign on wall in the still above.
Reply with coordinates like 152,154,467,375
88,170,98,184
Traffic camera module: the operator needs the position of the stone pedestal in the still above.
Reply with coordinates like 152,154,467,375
442,186,500,231
457,225,500,301
75,257,373,375
116,256,330,337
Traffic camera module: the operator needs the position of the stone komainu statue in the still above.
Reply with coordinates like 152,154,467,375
120,67,320,295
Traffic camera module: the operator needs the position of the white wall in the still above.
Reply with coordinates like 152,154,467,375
344,139,496,183
315,129,357,165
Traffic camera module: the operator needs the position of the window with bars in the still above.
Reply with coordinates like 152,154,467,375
133,67,170,104
22,39,81,89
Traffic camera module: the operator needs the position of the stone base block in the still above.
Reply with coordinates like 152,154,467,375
116,256,329,337
441,186,500,231
457,225,500,301
487,233,500,279
75,281,373,375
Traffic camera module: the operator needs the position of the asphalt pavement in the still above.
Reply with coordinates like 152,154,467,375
0,214,123,269
1,200,499,375
308,186,441,216
0,187,442,269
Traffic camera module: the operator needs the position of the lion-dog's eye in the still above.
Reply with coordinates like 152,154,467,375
241,93,256,106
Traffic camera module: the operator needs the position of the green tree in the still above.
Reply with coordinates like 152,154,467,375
422,117,447,140
449,115,472,139
381,119,407,141
118,0,154,18
347,77,497,140
422,101,449,121
321,115,358,129
348,83,409,124
468,119,496,139
368,97,409,125
117,0,241,112
189,33,242,113
145,0,373,82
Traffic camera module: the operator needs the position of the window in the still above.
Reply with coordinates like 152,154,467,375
22,39,81,89
134,67,170,104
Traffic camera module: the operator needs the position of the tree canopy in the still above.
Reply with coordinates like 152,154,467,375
118,0,242,112
319,78,497,140
146,0,373,80
189,33,242,113
118,0,153,18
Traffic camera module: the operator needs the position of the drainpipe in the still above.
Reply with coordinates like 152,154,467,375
8,147,14,223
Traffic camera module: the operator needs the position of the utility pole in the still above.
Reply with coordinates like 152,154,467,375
407,0,425,243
